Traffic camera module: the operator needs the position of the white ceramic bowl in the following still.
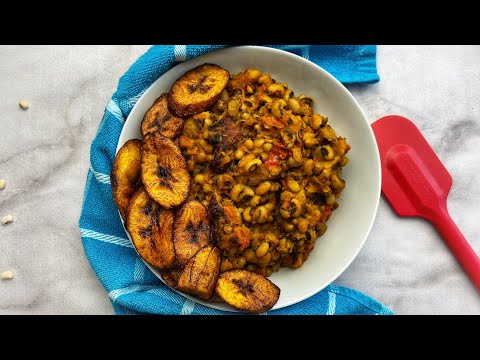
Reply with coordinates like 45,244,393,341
117,46,381,312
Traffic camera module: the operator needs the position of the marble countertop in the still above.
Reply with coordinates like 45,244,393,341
1,45,479,315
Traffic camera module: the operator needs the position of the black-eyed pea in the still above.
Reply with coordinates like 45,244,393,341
279,208,291,219
280,190,295,202
19,100,29,110
325,193,336,205
220,89,230,102
291,198,302,217
215,99,226,112
271,99,287,118
241,112,251,121
303,159,315,175
265,267,273,277
288,98,301,114
243,207,253,222
321,126,336,141
255,181,272,196
238,153,259,173
311,113,322,129
258,74,272,86
271,182,281,192
193,174,204,184
259,94,273,104
292,147,304,164
257,252,272,267
250,195,261,207
262,142,272,153
321,145,335,160
254,138,265,148
340,156,350,167
228,247,239,257
297,218,309,233
283,89,294,102
246,69,262,82
316,222,327,236
268,84,285,97
202,183,213,193
220,259,234,272
271,250,280,261
204,118,212,127
278,238,286,250
303,134,319,148
246,159,262,173
234,149,245,160
252,206,269,223
223,224,234,234
287,179,300,193
244,248,256,262
314,161,324,174
246,264,257,272
330,174,345,191
235,256,247,268
230,183,245,201
264,202,275,212
256,242,270,258
244,138,254,150
283,222,294,232
239,187,255,202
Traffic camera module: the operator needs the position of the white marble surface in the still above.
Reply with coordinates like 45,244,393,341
0,45,479,315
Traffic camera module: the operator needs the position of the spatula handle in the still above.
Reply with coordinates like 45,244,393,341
432,207,480,291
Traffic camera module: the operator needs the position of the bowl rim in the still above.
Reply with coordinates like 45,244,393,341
116,45,382,312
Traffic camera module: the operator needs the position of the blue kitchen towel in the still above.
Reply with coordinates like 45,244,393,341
79,45,391,315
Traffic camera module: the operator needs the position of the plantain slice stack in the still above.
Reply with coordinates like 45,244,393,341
215,269,280,313
141,93,184,139
111,139,142,221
168,63,230,117
176,245,221,300
173,200,211,266
141,133,190,209
126,187,175,269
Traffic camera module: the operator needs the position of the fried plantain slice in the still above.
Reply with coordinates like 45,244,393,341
160,266,183,288
173,200,211,266
141,94,184,139
176,245,221,300
141,133,190,209
209,194,251,252
168,63,230,117
126,187,175,269
111,139,142,221
215,269,280,313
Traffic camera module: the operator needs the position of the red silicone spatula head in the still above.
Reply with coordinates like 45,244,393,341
372,115,480,291
371,115,452,220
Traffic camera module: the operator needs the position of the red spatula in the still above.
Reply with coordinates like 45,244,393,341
372,115,480,291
